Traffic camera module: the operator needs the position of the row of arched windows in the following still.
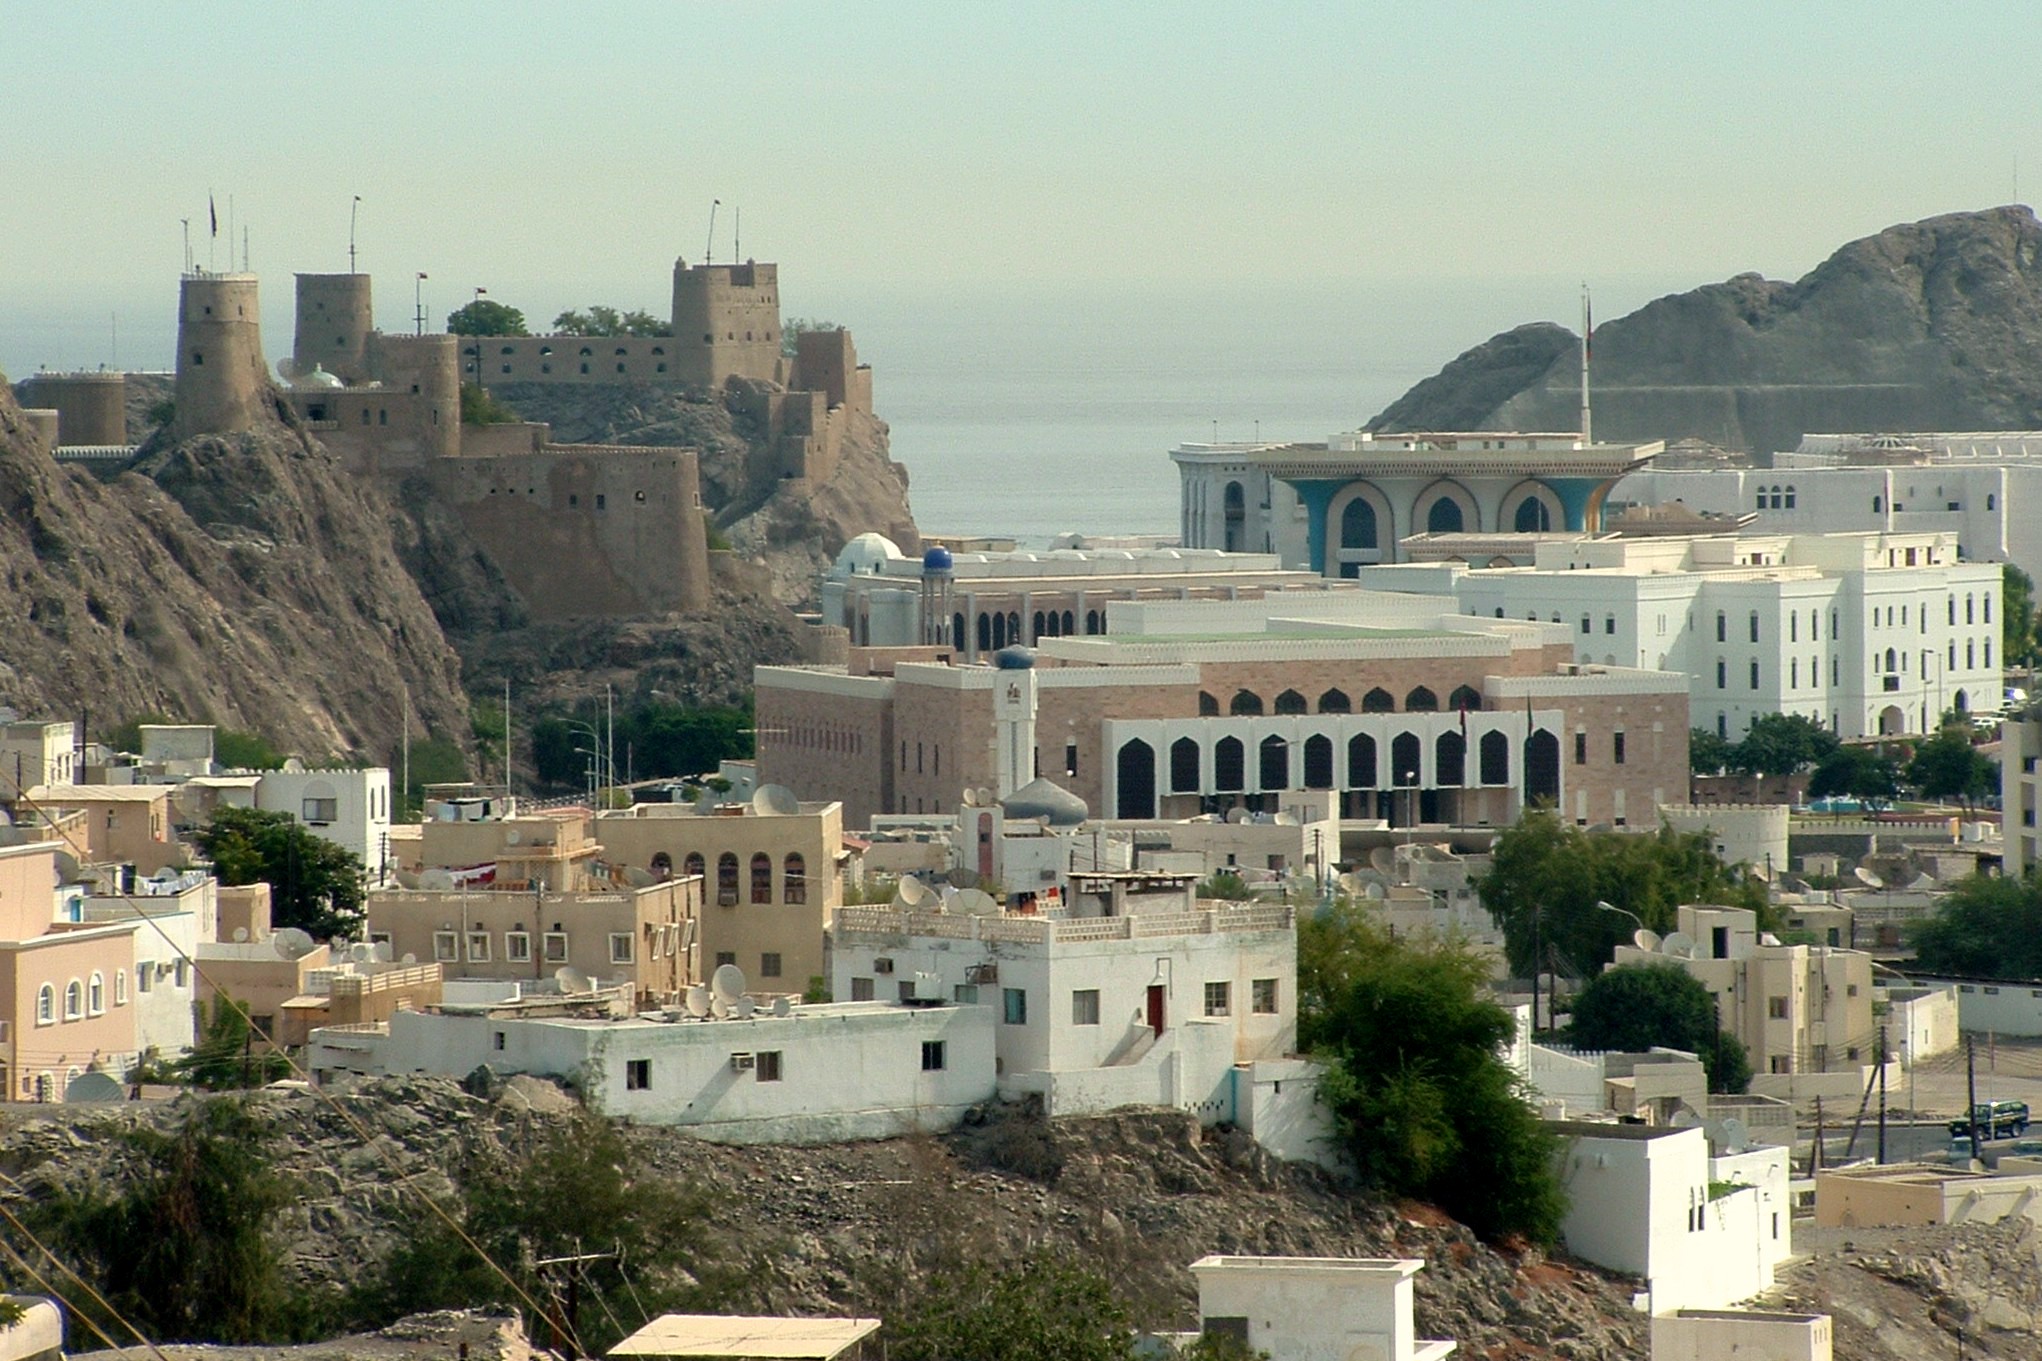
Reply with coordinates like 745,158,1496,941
34,970,124,1026
1198,685,1481,716
973,609,1107,652
676,851,809,906
1756,484,1797,509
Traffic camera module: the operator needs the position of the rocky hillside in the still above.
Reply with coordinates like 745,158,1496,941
1372,205,2042,456
0,380,467,759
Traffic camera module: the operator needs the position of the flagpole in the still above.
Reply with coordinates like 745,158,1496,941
1579,283,1593,446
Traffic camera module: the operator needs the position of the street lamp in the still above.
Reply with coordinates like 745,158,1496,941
1597,900,1644,934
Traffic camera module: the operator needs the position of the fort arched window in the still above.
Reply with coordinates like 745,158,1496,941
540,345,553,356
1341,498,1378,549
1404,686,1438,712
784,854,807,905
1116,740,1157,819
1086,609,1102,635
500,345,516,355
1170,737,1202,793
1061,609,1075,635
650,851,673,882
1362,687,1395,713
1435,731,1466,787
716,853,739,904
1214,737,1245,792
978,613,993,652
1259,735,1289,790
1303,735,1334,790
1229,690,1264,716
1318,688,1351,713
1479,730,1510,785
579,346,594,356
1514,498,1552,532
684,852,705,881
1426,498,1464,534
750,853,773,904
1273,689,1307,715
616,347,629,356
1390,734,1422,784
1447,685,1481,713
1347,733,1377,788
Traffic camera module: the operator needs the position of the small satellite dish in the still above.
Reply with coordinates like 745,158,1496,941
1633,928,1663,953
373,941,393,962
711,962,748,1003
349,941,375,963
1662,931,1696,960
394,869,422,889
503,827,522,845
54,851,81,882
1226,807,1251,825
1337,873,1366,898
1760,932,1782,947
735,996,757,1019
1669,1106,1702,1130
1854,867,1885,889
624,865,656,888
232,927,250,943
943,867,981,889
955,888,999,916
753,784,800,816
894,876,933,909
555,965,593,995
960,787,979,808
1363,882,1385,900
274,927,317,961
685,984,712,1017
65,1072,124,1104
710,996,731,1019
401,952,417,965
770,996,791,1017
1368,846,1396,875
1272,812,1299,826
1719,1117,1750,1154
153,865,179,881
417,869,457,891
975,787,994,808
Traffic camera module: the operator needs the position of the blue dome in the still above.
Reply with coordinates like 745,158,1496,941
922,546,954,573
993,647,1036,670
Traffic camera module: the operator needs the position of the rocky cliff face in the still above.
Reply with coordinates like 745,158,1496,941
0,381,467,758
1372,206,2042,456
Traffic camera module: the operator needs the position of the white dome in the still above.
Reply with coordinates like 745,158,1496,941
289,363,346,391
833,532,905,576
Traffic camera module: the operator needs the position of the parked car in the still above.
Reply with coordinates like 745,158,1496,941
1949,1099,2031,1141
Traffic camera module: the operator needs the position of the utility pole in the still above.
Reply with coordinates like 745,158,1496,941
1807,1096,1824,1177
1877,1023,1888,1165
1966,1033,1983,1164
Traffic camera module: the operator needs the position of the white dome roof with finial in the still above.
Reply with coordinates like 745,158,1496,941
833,532,905,577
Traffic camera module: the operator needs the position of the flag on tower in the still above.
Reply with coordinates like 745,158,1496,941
209,194,218,239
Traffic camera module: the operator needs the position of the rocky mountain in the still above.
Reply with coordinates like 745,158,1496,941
1372,206,2042,456
0,380,467,759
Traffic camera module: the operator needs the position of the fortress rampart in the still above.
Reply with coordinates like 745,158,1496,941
18,371,126,446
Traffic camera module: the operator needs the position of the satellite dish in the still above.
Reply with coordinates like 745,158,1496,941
555,965,592,995
955,888,999,916
1368,846,1396,875
418,869,457,891
1854,867,1885,889
65,1072,124,1104
735,997,757,1019
1720,1117,1751,1154
401,952,417,965
1337,873,1366,898
1669,1107,1702,1129
1633,928,1663,953
232,927,250,943
394,869,422,890
273,927,316,961
373,941,393,962
975,788,994,808
960,787,978,808
1662,931,1696,960
753,784,800,816
624,866,656,888
1759,932,1782,947
1363,882,1385,900
1226,807,1251,824
711,962,748,1003
894,876,933,909
54,851,81,882
349,942,375,963
1271,812,1298,826
710,996,731,1019
770,996,791,1017
503,828,522,845
943,867,981,889
685,984,712,1017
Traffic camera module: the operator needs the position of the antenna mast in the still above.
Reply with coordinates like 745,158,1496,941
735,206,740,260
350,195,361,273
704,199,721,266
1579,283,1593,445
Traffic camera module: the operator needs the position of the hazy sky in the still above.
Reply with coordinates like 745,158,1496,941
6,1,2039,367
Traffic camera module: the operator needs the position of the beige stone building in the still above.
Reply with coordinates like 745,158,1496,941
26,785,182,875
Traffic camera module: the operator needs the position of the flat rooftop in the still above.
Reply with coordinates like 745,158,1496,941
608,1314,881,1360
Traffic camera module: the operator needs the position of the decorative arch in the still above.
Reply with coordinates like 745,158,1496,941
1116,740,1157,818
1435,731,1466,787
1198,691,1221,717
1223,480,1247,552
1479,730,1510,785
1317,687,1351,713
1404,686,1439,712
1258,735,1289,790
1214,737,1246,791
684,851,705,881
784,853,807,904
1413,477,1480,536
716,852,739,903
1327,481,1394,574
1525,729,1561,804
1303,734,1334,789
750,852,773,903
1230,689,1264,716
1499,478,1563,535
650,851,674,881
1390,733,1422,785
1347,733,1378,788
1447,684,1482,713
1170,736,1202,792
1273,689,1307,715
1362,687,1395,713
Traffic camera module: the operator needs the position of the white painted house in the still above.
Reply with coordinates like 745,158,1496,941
1189,1255,1456,1361
251,766,394,884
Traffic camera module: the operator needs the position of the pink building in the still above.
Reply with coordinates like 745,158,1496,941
0,842,142,1101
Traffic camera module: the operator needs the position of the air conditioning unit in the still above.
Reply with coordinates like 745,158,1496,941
873,957,895,974
729,1053,756,1072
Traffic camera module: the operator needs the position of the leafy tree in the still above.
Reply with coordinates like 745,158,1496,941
1197,869,1251,902
1808,746,1900,810
1906,728,1998,809
191,806,365,939
2006,564,2040,670
1727,712,1839,778
1302,908,1566,1245
107,710,176,754
888,1255,1135,1361
1913,875,2042,978
173,997,293,1089
780,316,841,357
532,703,752,788
445,299,528,336
459,382,518,425
1689,727,1733,776
552,305,670,337
1478,810,1768,981
1569,963,1751,1094
215,727,287,770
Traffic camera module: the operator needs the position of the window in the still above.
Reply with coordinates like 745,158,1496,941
35,984,53,1025
544,931,569,962
493,1030,506,1051
626,1059,651,1090
1749,612,1760,643
1604,615,1616,635
1716,659,1726,689
1574,731,1587,765
1579,615,1591,634
114,970,127,1005
1204,981,1231,1017
609,932,635,964
1768,996,1789,1019
1612,732,1626,765
63,981,82,1020
137,963,154,994
1252,978,1278,1014
715,951,737,968
760,952,782,978
466,931,491,962
1003,987,1028,1025
953,984,979,1004
717,853,739,905
756,1051,783,1082
434,931,459,962
850,976,875,1001
751,852,773,903
921,1040,947,1071
1715,611,1726,642
505,931,531,962
302,797,338,824
1072,989,1101,1025
87,973,103,1015
1750,660,1761,690
784,853,806,904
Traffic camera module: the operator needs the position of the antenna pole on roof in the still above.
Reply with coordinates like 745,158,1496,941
1579,283,1593,446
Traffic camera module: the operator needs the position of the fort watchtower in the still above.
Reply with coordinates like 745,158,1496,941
172,272,271,439
293,273,375,385
669,260,784,389
18,371,126,446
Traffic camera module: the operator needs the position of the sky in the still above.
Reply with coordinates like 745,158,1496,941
5,0,2040,374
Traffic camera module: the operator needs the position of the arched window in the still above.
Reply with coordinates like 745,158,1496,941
1259,735,1289,790
651,851,674,881
1230,690,1264,716
1198,691,1220,717
991,612,1008,649
1222,481,1246,552
1885,647,1898,672
1362,687,1395,713
1061,610,1075,635
114,969,127,1006
1967,594,1976,624
684,851,706,881
1427,498,1464,534
1390,734,1422,785
1273,689,1307,715
1404,686,1438,712
1513,498,1551,532
1347,733,1377,788
1479,730,1510,785
977,613,992,652
1984,595,1993,624
87,973,103,1015
1447,685,1481,713
1525,729,1561,804
1435,731,1466,787
1303,735,1334,789
63,981,82,1020
716,853,739,904
784,853,807,905
1033,610,1046,640
1116,740,1157,818
1170,737,1202,793
1784,485,1797,509
1716,611,1727,642
953,612,966,649
1086,609,1102,634
750,853,773,904
1341,498,1378,549
35,984,53,1025
1214,737,1245,792
1318,688,1351,713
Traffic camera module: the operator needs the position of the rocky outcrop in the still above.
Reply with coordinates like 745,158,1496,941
1372,206,2042,456
0,382,467,757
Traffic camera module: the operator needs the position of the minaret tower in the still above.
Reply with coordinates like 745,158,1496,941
992,647,1038,799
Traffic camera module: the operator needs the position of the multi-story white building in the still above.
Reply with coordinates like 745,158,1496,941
251,767,394,884
0,721,76,794
2004,711,2042,875
1354,530,2001,739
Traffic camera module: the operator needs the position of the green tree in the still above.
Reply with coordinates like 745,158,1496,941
1302,908,1566,1244
215,728,287,770
1197,869,1251,902
552,305,670,337
459,382,518,424
445,299,528,336
2005,564,2040,670
1728,712,1839,777
1906,728,1998,809
780,316,841,357
191,806,365,939
1569,963,1751,1094
173,997,292,1089
888,1255,1135,1361
1808,746,1900,810
1689,727,1733,776
1913,875,2042,978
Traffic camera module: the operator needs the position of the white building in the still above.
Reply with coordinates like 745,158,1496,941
78,872,209,1060
1189,1255,1456,1361
829,900,1295,1120
1650,1309,1833,1361
2005,711,2042,875
1551,1121,1790,1313
0,721,75,793
251,767,394,883
1659,804,1789,879
1354,530,2001,739
309,998,996,1143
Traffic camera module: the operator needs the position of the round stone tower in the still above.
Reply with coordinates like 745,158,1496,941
172,272,271,439
293,273,374,384
18,371,126,446
365,332,461,462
